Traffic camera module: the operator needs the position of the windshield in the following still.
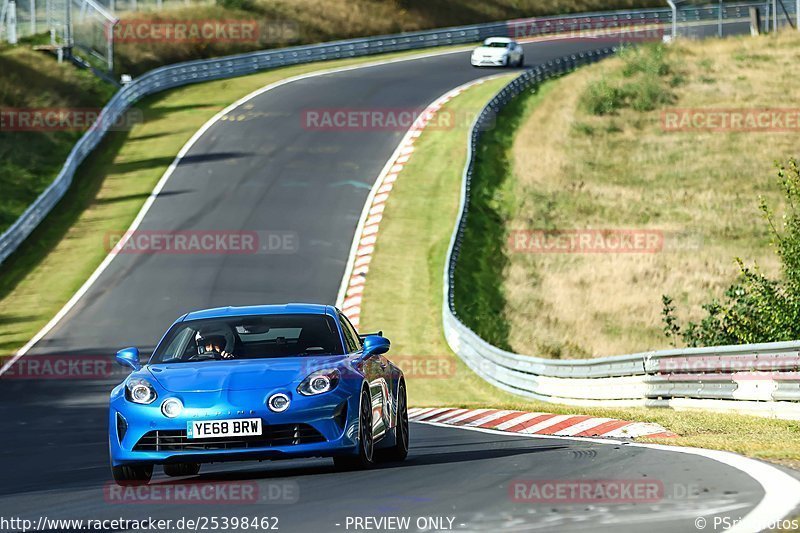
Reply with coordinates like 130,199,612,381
485,41,510,48
150,314,343,363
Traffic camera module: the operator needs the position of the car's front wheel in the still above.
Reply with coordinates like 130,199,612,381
164,463,201,477
111,464,153,485
379,383,408,462
333,388,375,470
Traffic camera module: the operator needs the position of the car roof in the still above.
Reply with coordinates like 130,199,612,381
182,303,335,321
484,37,514,44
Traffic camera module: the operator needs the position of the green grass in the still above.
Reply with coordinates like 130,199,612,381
0,46,481,357
0,48,116,234
462,33,800,357
113,0,665,75
452,81,561,354
358,75,517,408
356,62,800,463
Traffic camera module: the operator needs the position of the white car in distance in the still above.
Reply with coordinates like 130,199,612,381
470,37,524,67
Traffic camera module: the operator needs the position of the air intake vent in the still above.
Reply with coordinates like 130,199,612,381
133,423,325,451
116,413,128,443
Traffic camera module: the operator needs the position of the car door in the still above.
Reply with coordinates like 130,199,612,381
339,314,389,438
512,42,523,63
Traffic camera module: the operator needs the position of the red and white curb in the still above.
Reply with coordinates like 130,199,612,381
336,76,507,327
409,407,677,439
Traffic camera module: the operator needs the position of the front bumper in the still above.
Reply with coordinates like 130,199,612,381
109,386,360,466
471,55,508,66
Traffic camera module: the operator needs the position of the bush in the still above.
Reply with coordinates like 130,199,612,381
628,76,672,112
581,44,674,116
621,45,670,77
581,78,626,115
663,159,800,347
216,0,253,10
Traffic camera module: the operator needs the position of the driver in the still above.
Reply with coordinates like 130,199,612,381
195,327,236,359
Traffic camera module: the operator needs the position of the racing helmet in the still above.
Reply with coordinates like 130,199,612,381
195,324,235,355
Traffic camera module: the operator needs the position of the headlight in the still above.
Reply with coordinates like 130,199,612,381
125,378,157,404
297,369,340,396
161,398,183,418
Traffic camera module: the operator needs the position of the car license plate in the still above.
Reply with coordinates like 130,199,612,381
187,418,262,439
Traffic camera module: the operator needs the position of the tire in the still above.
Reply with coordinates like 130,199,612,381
378,383,408,462
111,464,153,486
164,463,201,477
333,388,375,470
517,55,525,67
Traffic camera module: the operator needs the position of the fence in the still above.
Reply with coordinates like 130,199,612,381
3,2,797,418
0,1,770,267
97,0,209,12
442,49,800,420
671,0,797,36
0,0,117,70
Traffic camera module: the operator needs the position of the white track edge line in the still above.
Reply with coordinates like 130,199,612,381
335,73,509,307
2,19,741,373
0,50,509,377
413,419,800,533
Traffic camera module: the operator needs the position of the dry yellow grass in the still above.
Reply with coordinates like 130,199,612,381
115,0,663,74
248,0,663,36
503,32,800,357
357,72,800,463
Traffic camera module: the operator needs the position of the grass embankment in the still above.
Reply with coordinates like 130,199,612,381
113,0,663,75
0,46,115,234
454,32,800,358
2,0,662,269
0,48,470,356
356,37,800,462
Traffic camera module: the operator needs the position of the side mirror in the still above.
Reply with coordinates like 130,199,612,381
116,347,141,371
362,335,390,358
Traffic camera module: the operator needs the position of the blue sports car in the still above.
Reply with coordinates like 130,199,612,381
108,304,408,485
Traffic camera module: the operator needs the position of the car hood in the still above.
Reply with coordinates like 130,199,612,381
473,46,509,57
146,356,350,393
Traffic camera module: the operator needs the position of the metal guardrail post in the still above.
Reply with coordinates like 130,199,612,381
439,38,800,414
6,0,16,43
667,0,678,39
0,4,800,414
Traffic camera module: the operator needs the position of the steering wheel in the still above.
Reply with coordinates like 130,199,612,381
187,351,222,362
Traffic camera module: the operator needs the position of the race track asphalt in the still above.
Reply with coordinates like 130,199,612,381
0,20,785,533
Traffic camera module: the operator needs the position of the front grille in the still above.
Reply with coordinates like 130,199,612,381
133,423,325,452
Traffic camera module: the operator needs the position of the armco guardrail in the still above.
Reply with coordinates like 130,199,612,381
442,44,800,420
0,1,765,266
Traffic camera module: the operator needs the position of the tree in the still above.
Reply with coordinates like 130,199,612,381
663,159,800,347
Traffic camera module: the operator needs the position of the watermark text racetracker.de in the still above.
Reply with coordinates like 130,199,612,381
509,17,665,42
510,479,702,504
0,355,125,380
508,229,702,254
104,480,298,505
662,108,800,133
303,355,456,380
110,19,299,44
104,230,298,255
0,108,143,132
300,108,493,132
510,479,662,503
660,354,800,381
